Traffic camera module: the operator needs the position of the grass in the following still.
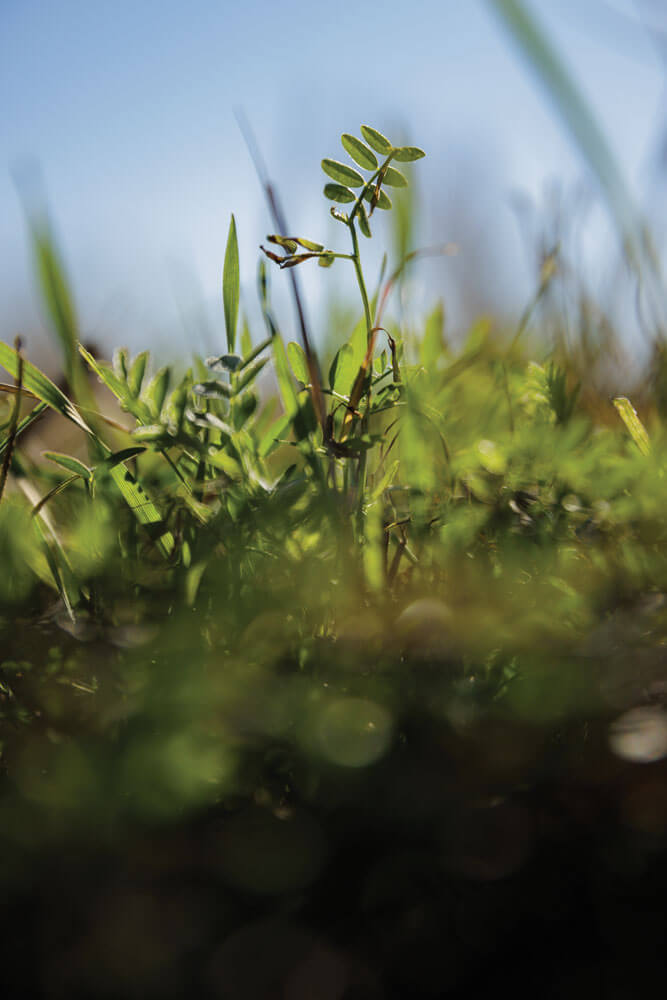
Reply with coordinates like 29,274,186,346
2,113,667,995
1,119,665,815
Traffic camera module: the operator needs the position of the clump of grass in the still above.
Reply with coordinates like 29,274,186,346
1,122,666,852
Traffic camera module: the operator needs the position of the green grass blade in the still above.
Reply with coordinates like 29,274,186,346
0,401,48,459
31,473,83,518
223,214,240,353
38,523,76,622
272,336,299,420
26,218,92,407
613,397,650,456
0,341,91,432
20,476,78,621
31,223,77,370
1,341,174,557
487,0,641,261
99,446,147,470
79,343,153,423
258,413,291,457
240,335,273,370
43,452,91,479
108,464,175,556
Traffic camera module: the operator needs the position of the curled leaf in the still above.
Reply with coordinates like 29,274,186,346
266,234,324,254
293,237,325,252
193,380,233,399
267,234,298,254
260,246,284,265
207,353,243,372
113,347,129,380
330,207,349,224
280,252,320,269
357,204,372,238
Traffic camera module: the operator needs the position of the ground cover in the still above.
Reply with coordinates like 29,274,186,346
2,112,667,996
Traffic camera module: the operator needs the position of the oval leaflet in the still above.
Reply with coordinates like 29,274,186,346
341,133,378,170
321,158,364,188
360,125,393,154
324,183,355,204
392,145,426,162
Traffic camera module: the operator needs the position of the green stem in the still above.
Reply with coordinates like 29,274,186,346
347,220,374,538
349,222,373,344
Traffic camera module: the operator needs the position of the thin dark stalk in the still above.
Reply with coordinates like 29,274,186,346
234,108,327,432
387,528,407,586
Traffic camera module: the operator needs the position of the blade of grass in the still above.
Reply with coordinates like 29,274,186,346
107,464,173,553
0,341,91,432
19,476,78,621
15,206,94,410
0,342,174,557
31,473,82,518
486,0,642,265
613,396,650,456
235,108,327,432
223,215,240,354
272,335,299,420
0,401,48,460
78,343,153,423
0,338,25,504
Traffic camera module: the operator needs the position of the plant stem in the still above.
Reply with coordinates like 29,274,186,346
346,220,374,538
349,222,373,344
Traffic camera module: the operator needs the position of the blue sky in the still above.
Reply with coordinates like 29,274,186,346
1,0,665,365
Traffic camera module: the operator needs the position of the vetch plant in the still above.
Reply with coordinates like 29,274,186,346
261,125,425,534
262,124,424,350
